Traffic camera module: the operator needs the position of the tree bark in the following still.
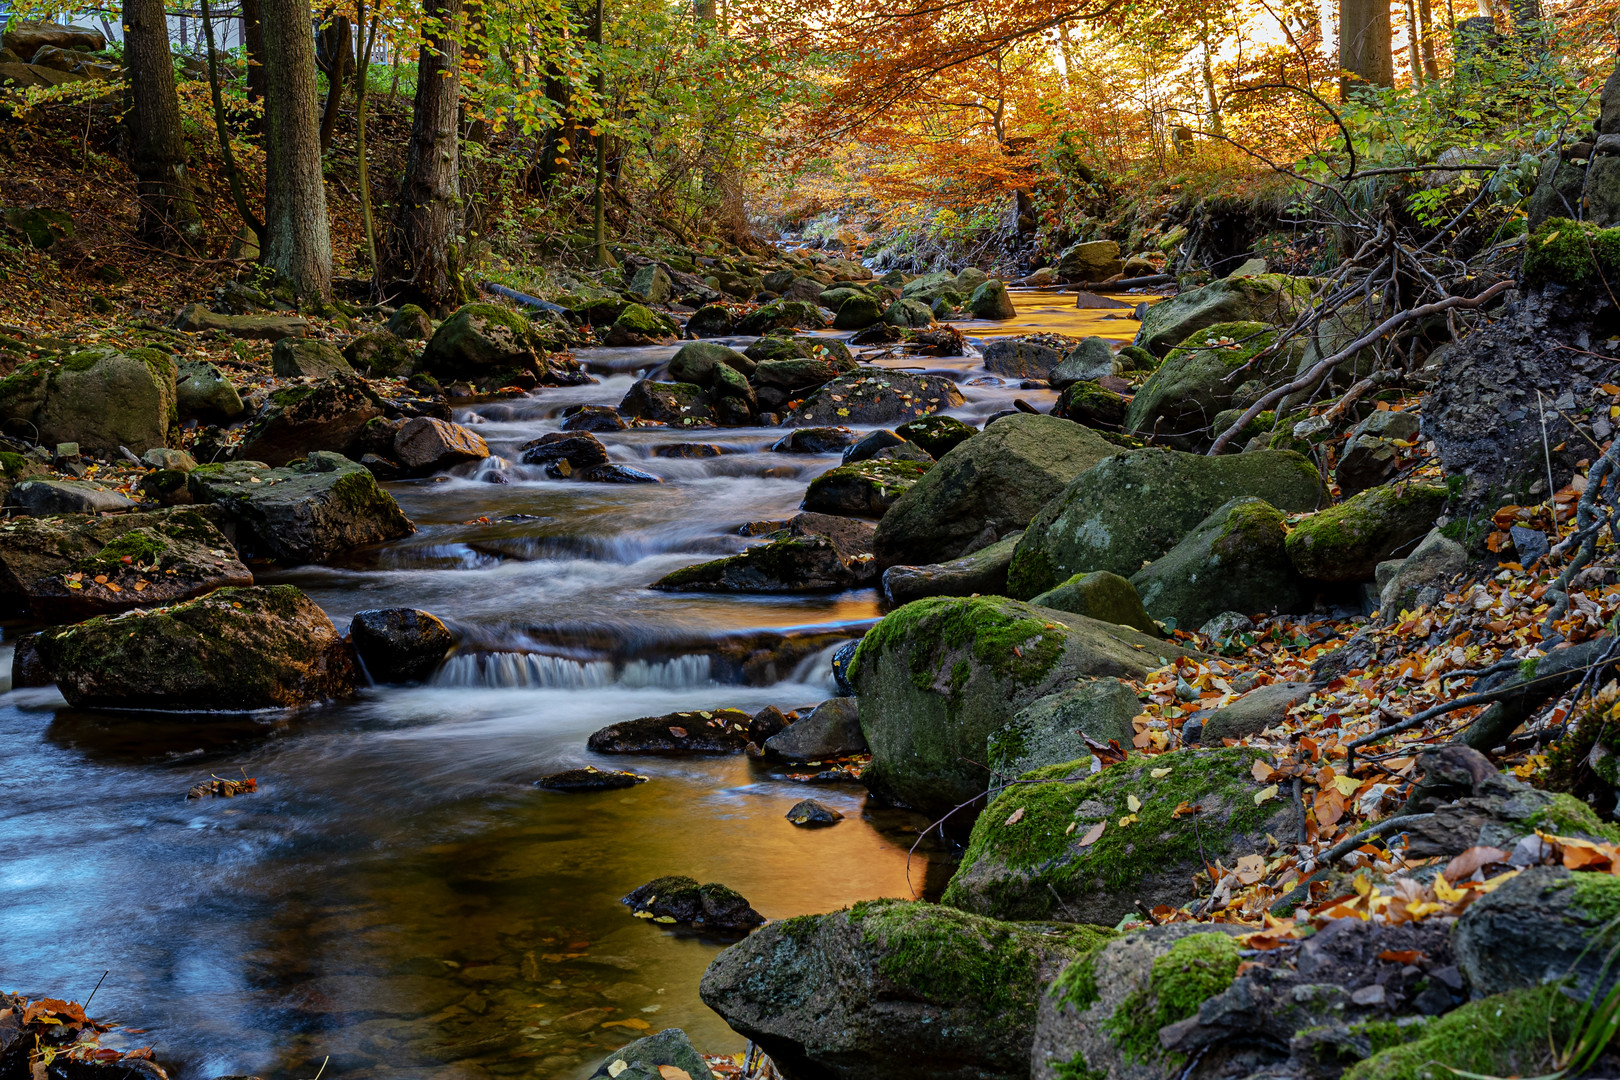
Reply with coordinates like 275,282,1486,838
316,12,353,154
241,0,267,116
1416,0,1441,80
381,0,467,314
1404,0,1424,85
261,0,333,299
123,0,203,249
1340,0,1394,96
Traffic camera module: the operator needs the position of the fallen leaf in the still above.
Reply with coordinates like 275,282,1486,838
1251,760,1276,782
1150,767,1172,778
1443,846,1511,884
1378,949,1425,965
1078,820,1106,846
1333,774,1361,797
1126,794,1141,812
668,726,687,738
658,1068,694,1080
1004,807,1026,825
1254,784,1279,805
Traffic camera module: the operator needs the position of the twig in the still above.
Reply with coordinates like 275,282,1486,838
1268,813,1436,912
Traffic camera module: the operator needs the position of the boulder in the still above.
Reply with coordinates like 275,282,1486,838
786,799,844,826
981,334,1075,378
1057,240,1124,282
784,511,877,558
685,303,735,337
882,533,1021,606
422,302,588,385
744,334,854,366
1380,527,1466,614
803,458,931,519
779,276,827,303
392,416,488,473
385,303,433,340
1028,571,1158,636
1132,274,1313,357
752,355,857,396
187,452,414,564
1008,448,1326,598
271,337,352,378
1129,497,1306,629
772,426,858,454
1,21,105,62
588,1028,714,1080
619,379,712,426
986,677,1141,779
577,463,662,484
883,298,935,328
588,707,755,753
894,415,976,458
1285,482,1448,583
34,584,357,710
850,596,1195,822
652,535,865,593
341,331,417,376
0,347,178,455
1334,434,1398,495
627,262,673,304
1453,866,1620,1001
520,431,610,471
956,267,990,293
560,404,628,433
6,479,135,516
1049,338,1116,388
536,766,648,792
0,507,251,621
1125,322,1292,449
170,304,309,341
1194,680,1315,744
764,697,866,761
1339,985,1580,1080
942,747,1293,922
968,280,1017,320
842,429,929,465
349,607,453,682
699,898,1107,1080
175,360,245,423
239,373,384,467
873,414,1123,568
622,875,764,931
668,341,756,386
1055,381,1129,429
834,294,883,330
737,300,828,335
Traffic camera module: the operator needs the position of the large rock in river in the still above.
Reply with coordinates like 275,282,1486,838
803,458,931,519
1132,274,1312,357
1285,481,1448,583
699,898,1111,1080
420,302,588,387
188,452,414,564
34,584,357,710
1007,448,1325,599
239,373,385,467
786,369,965,427
873,414,1120,569
942,747,1293,923
849,595,1194,824
1124,321,1293,449
1129,497,1306,629
0,346,178,454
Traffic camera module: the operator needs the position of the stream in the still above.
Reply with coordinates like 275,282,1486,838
0,289,1145,1080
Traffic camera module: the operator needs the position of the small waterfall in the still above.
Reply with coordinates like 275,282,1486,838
432,651,714,690
787,639,852,695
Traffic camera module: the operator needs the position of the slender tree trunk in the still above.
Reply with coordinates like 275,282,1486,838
1404,0,1424,84
593,0,608,266
1198,26,1224,136
200,0,262,244
1417,0,1441,79
261,0,333,298
381,0,466,313
241,0,267,116
316,12,353,153
1340,0,1394,96
123,0,202,249
355,4,380,279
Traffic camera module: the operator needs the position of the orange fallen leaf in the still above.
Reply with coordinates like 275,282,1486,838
1379,949,1425,965
1078,820,1106,847
668,726,687,738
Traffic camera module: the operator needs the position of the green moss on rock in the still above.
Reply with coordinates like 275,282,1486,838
1342,985,1579,1080
1284,482,1447,583
1105,933,1239,1064
1523,218,1620,292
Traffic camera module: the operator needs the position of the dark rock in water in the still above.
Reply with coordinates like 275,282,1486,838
786,370,965,428
188,453,414,565
849,321,904,345
786,511,876,560
981,334,1076,378
652,535,862,593
0,507,252,623
786,798,843,826
685,304,736,338
393,416,488,474
536,765,649,792
588,1027,714,1080
831,640,858,695
588,708,754,753
895,415,976,458
11,633,50,687
842,428,928,465
803,458,931,519
749,705,792,744
653,442,722,458
765,697,865,761
239,373,385,467
576,463,662,484
619,379,714,426
882,533,1021,606
561,404,628,432
6,479,136,516
622,875,764,929
421,302,589,388
521,431,610,469
772,426,858,454
350,607,453,682
34,584,357,711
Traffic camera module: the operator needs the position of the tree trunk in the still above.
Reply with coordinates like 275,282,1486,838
241,0,267,114
1404,0,1424,84
123,0,202,249
1417,0,1441,80
1340,0,1394,96
1198,27,1224,136
261,0,333,299
381,0,467,314
316,12,353,153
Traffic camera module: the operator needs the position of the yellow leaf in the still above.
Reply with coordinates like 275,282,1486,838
1126,794,1141,812
1150,767,1172,778
1333,774,1361,797
658,1068,694,1080
1118,814,1138,827
1254,784,1279,805
602,1018,651,1031
1064,820,1077,835
1004,807,1026,826
608,1063,629,1079
1079,820,1106,846
1433,875,1465,903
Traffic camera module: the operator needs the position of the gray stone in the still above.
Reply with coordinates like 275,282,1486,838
765,697,866,761
1334,434,1399,496
350,608,453,682
981,336,1072,378
1129,497,1307,630
1454,866,1620,1003
1056,240,1124,282
6,479,134,515
588,1029,714,1080
627,263,673,304
882,533,1022,606
1131,274,1311,357
1124,321,1294,450
987,677,1140,778
787,370,965,428
386,303,433,340
176,360,245,424
785,799,844,826
1196,681,1315,743
882,298,934,328
272,337,353,378
1509,524,1550,564
1285,482,1448,583
393,416,488,473
1,20,105,62
141,448,197,471
1353,409,1420,442
1379,527,1467,615
1029,571,1158,636
170,304,309,341
240,374,384,468
1048,338,1116,389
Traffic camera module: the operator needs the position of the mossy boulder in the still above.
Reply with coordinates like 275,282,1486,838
1056,240,1124,282
605,303,680,347
668,341,756,387
1522,217,1620,293
271,337,353,379
239,373,385,467
834,293,884,330
882,532,1023,606
1129,497,1306,629
0,347,179,455
175,360,245,424
1284,481,1447,583
737,300,828,335
1453,865,1620,1003
1008,448,1326,598
743,334,854,366
988,677,1142,779
652,535,865,593
943,748,1293,922
684,303,734,337
385,303,433,340
752,355,856,395
968,279,1017,320
1340,984,1579,1080
787,369,965,428
1029,571,1158,636
699,898,1113,1080
873,414,1121,569
1050,338,1118,388
894,415,976,458
422,302,587,385
1124,322,1293,449
1133,274,1313,357
34,584,358,711
850,596,1196,824
341,331,418,376
804,458,932,519
188,452,414,565
1056,380,1129,429
588,1028,713,1080
900,271,961,301
626,262,673,304
883,298,936,328
621,875,763,930
618,379,712,426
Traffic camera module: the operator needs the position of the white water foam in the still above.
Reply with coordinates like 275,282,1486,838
433,651,714,690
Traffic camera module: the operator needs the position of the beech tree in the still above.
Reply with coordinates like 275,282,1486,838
123,0,203,248
1340,0,1394,95
261,0,334,298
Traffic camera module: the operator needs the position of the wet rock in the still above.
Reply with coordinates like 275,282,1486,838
744,334,853,366
239,373,385,467
1285,481,1448,582
622,875,764,930
6,479,135,515
786,370,965,428
35,584,357,710
1132,274,1312,357
981,335,1073,379
393,416,488,473
831,640,858,695
894,415,975,458
579,463,661,483
588,708,755,753
700,898,1099,1080
803,458,931,519
1335,433,1399,495
188,453,414,564
786,798,844,826
386,303,433,340
852,596,1197,824
750,704,792,744
874,414,1121,569
1380,527,1466,615
536,765,650,792
882,532,1021,606
834,293,883,330
272,337,353,379
171,304,309,341
685,304,735,338
738,300,828,335
0,346,178,455
1028,571,1158,636
560,404,628,432
422,302,589,386
841,429,922,465
1048,337,1117,388
765,697,866,761
772,426,858,454
1130,497,1306,629
176,360,245,423
669,341,757,385
618,379,713,426
1195,680,1315,743
1057,239,1124,281
1008,448,1326,598
342,330,418,376
943,747,1293,921
752,355,857,399
652,535,863,593
968,279,1016,320
987,677,1141,779
588,1027,714,1080
350,607,453,682
1125,321,1295,449
520,432,610,470
653,442,721,459
1054,380,1129,429
785,511,876,560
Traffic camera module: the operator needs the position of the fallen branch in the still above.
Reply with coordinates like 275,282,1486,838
1267,812,1436,913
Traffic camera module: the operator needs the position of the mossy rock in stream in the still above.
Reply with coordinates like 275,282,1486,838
1129,496,1306,629
1124,321,1294,450
1284,482,1448,583
942,747,1293,923
803,458,932,519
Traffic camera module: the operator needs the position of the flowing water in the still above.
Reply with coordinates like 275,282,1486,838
0,290,1145,1080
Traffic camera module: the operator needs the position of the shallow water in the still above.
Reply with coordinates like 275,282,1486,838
0,289,1146,1079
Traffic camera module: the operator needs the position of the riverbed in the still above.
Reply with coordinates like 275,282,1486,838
0,289,1145,1079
